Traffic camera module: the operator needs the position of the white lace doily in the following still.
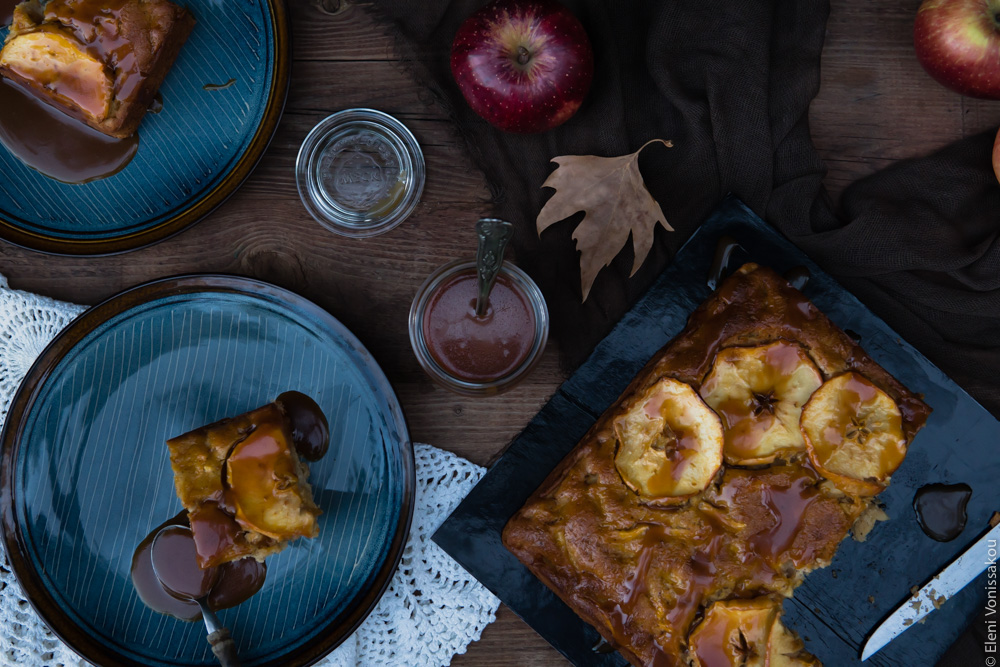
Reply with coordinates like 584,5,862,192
0,275,499,667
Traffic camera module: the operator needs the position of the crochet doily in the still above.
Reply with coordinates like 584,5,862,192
0,275,499,667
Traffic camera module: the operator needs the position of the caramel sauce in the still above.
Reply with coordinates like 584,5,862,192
5,24,112,119
713,396,776,461
188,501,245,569
764,340,809,375
690,628,737,667
42,0,145,104
913,483,972,542
639,387,703,488
784,266,811,291
895,396,927,432
132,513,202,620
692,620,744,667
608,525,673,665
276,390,330,461
646,645,674,667
690,601,775,667
210,554,267,610
150,526,218,600
131,512,266,621
706,236,744,290
225,419,311,538
621,527,664,613
0,77,137,183
749,474,821,567
650,431,700,487
422,270,536,383
712,465,825,568
665,536,722,634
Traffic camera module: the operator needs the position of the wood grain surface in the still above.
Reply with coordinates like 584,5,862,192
2,1,999,665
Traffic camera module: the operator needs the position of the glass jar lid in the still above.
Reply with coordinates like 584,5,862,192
295,109,425,238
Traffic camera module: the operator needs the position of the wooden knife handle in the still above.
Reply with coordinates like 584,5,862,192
207,628,241,667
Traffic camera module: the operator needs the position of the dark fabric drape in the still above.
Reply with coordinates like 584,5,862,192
364,1,998,662
366,0,1000,419
368,0,834,372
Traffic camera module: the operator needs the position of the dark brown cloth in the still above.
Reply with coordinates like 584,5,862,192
366,0,1000,419
364,0,998,663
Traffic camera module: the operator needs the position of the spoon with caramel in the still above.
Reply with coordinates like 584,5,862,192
150,525,241,667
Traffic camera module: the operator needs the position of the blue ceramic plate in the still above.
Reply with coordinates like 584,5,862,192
0,0,289,255
0,275,414,666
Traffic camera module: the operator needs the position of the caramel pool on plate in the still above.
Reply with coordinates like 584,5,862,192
130,513,266,621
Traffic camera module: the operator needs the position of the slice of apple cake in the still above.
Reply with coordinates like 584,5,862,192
166,394,327,569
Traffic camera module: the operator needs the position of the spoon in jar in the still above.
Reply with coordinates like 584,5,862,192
150,525,241,667
474,218,514,317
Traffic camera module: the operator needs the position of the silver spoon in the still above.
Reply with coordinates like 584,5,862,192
150,525,241,667
474,218,514,317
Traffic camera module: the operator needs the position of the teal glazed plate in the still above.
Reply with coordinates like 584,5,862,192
0,0,290,255
0,275,414,666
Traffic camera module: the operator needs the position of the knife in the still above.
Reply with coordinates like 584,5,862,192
861,512,1000,660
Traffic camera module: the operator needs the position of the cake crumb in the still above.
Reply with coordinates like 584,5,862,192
852,504,889,542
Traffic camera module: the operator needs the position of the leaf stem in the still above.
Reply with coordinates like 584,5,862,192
635,138,673,157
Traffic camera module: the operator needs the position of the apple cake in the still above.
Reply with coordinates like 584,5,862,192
0,0,195,138
502,263,931,667
166,393,327,569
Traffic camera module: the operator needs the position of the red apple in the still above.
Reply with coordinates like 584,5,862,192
451,0,594,133
993,125,1000,184
914,0,1000,98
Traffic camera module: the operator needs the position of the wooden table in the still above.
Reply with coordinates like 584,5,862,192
2,1,998,664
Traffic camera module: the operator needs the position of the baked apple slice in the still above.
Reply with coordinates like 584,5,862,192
614,377,724,503
226,420,321,540
688,597,818,667
700,342,823,466
801,372,907,496
0,29,114,122
688,597,778,667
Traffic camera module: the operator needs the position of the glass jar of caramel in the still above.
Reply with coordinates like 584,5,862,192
408,259,549,395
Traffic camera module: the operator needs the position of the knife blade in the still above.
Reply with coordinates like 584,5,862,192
861,513,1000,661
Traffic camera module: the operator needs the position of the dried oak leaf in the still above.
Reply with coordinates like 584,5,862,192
536,139,673,301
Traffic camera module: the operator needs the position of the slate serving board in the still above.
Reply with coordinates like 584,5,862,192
432,195,1000,667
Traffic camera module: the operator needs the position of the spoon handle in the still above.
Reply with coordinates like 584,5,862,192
475,218,514,317
208,628,241,667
